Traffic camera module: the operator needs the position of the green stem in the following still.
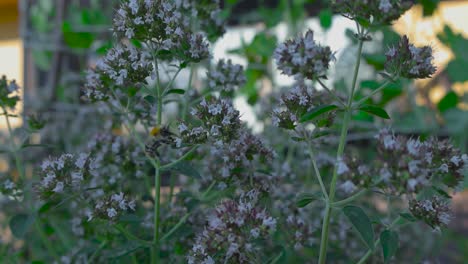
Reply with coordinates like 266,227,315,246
308,145,329,200
354,79,392,106
317,79,346,107
152,164,162,264
332,189,367,207
88,240,108,262
318,38,364,264
35,221,60,260
160,213,190,241
2,107,24,181
115,224,152,246
160,145,198,170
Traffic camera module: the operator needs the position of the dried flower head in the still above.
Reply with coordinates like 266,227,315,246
178,97,241,145
207,59,246,94
85,43,153,100
36,153,95,198
385,35,436,79
374,129,467,194
272,82,337,130
188,190,276,263
332,0,413,26
112,0,210,63
274,30,335,80
91,192,136,221
409,196,451,230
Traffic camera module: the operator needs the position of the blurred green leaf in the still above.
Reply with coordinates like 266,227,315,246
343,205,375,250
363,54,386,70
300,105,338,123
319,9,333,30
381,230,399,263
359,105,390,119
62,21,94,49
296,192,322,208
9,214,35,239
437,91,458,112
419,0,439,16
169,161,201,180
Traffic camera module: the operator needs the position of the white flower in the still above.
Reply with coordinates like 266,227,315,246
340,180,356,194
3,179,15,190
107,208,118,218
53,181,64,193
407,139,421,156
75,153,88,169
379,0,393,13
262,216,277,230
450,155,461,166
128,200,136,211
337,159,349,175
250,227,260,238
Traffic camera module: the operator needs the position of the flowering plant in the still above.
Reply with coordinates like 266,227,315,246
1,0,467,263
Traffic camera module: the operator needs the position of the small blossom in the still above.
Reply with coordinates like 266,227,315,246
274,30,334,80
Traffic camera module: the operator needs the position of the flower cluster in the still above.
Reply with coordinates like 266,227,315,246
91,192,136,221
85,133,145,187
409,196,451,230
385,35,436,79
85,43,153,100
335,129,467,196
0,75,20,109
36,153,95,198
112,0,210,63
0,178,22,199
178,97,241,145
272,82,337,130
332,0,413,26
376,129,466,192
200,130,276,191
206,59,246,94
337,157,373,194
274,30,335,80
188,190,276,263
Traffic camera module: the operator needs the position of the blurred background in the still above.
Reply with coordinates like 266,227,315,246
0,0,467,261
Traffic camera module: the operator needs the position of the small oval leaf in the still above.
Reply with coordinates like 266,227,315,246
296,192,321,208
9,213,35,238
343,205,375,250
381,230,399,263
359,105,390,119
300,105,338,123
166,89,186,95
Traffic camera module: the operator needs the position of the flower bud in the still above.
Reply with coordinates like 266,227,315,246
385,35,436,79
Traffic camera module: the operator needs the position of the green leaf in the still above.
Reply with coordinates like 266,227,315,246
9,214,35,238
437,91,458,112
380,230,399,263
363,54,386,70
343,206,375,250
296,192,321,208
170,161,201,180
291,136,305,142
399,212,417,222
62,21,94,49
300,105,338,123
166,89,186,95
359,105,390,119
419,0,439,16
319,9,333,30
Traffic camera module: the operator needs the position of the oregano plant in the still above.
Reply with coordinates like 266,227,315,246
0,0,466,263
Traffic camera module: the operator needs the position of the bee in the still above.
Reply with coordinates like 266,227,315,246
145,125,175,157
